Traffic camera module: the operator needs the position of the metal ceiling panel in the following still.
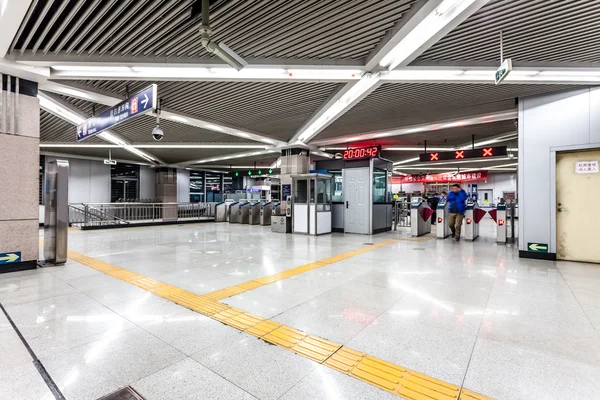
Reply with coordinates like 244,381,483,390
318,82,580,140
64,79,342,142
416,0,600,63
11,0,417,60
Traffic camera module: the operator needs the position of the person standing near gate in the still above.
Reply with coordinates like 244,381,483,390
447,184,467,241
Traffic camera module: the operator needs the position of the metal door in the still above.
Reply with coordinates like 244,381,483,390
556,149,600,262
344,168,370,234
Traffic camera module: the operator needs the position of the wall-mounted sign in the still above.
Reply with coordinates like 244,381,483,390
575,160,599,174
104,159,117,165
0,251,21,264
419,146,508,163
342,146,379,160
392,170,488,184
77,84,157,142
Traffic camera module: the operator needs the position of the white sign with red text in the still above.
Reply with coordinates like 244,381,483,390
576,161,599,174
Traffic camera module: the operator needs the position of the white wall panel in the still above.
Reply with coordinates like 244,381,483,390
177,169,190,202
139,166,155,200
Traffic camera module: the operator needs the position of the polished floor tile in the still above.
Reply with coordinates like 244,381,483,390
0,328,33,369
40,327,185,400
142,309,241,355
192,334,317,400
280,365,398,400
133,357,256,400
318,280,408,313
108,293,186,324
0,362,53,400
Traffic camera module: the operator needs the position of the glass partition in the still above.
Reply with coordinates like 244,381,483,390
373,168,387,203
317,177,332,212
331,171,342,202
294,179,308,203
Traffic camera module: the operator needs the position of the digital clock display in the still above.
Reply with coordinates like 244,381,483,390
343,146,379,160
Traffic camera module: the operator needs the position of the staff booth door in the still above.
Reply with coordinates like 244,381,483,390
343,167,370,234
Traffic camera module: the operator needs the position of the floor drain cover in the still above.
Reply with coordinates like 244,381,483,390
97,387,145,400
363,242,374,245
412,247,426,251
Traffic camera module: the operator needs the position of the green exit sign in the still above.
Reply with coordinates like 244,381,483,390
527,242,548,253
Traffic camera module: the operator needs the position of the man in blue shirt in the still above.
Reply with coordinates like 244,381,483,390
447,184,468,241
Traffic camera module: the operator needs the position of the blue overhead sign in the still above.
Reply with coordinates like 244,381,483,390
77,84,157,142
0,251,21,264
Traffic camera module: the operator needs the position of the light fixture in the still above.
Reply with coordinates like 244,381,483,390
380,0,479,70
297,73,380,143
39,143,119,148
393,157,420,165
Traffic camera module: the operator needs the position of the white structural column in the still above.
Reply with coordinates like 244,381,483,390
292,0,490,145
0,0,34,58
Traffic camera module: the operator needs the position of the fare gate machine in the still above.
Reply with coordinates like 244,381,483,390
411,197,433,237
215,202,227,222
229,202,240,223
239,202,250,224
496,201,507,244
436,198,451,239
249,202,262,225
259,202,273,226
464,200,480,241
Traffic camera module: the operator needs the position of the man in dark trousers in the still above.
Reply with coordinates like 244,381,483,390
428,193,439,225
447,184,468,241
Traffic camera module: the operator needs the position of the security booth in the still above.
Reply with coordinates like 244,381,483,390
314,148,393,234
291,173,332,235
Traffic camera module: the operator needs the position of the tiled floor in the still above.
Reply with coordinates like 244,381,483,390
0,220,599,399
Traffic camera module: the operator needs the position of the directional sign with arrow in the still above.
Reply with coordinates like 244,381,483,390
77,84,157,142
0,251,21,264
528,243,549,253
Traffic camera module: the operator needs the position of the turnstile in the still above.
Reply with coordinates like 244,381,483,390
464,200,480,241
272,202,281,216
215,202,227,222
411,197,432,237
260,202,273,225
496,201,507,244
436,198,450,239
249,202,261,225
229,202,240,223
239,202,250,224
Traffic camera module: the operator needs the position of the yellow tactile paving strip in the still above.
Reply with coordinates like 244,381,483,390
55,235,488,400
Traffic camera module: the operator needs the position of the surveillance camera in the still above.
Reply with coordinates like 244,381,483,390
211,41,247,71
152,126,164,141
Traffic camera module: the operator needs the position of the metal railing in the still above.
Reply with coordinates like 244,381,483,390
393,201,411,230
69,202,216,227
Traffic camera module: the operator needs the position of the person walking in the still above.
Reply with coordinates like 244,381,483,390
428,193,439,225
447,184,467,241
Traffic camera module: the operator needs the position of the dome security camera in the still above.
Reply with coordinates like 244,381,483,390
152,126,164,141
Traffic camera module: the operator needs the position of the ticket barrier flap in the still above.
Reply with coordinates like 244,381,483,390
239,202,250,224
215,202,227,222
260,202,273,226
229,202,240,223
411,198,432,237
496,203,507,244
249,202,261,225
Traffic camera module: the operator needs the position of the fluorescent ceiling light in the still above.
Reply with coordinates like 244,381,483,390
52,66,361,81
393,157,419,165
381,68,600,83
39,143,119,148
384,146,453,151
133,144,268,149
297,73,380,143
380,0,479,70
399,156,513,168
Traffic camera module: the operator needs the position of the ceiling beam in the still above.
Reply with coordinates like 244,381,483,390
38,91,163,164
0,0,34,58
311,109,517,146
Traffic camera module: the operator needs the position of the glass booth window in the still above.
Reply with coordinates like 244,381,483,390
317,178,332,211
294,180,308,203
331,171,342,202
373,168,387,203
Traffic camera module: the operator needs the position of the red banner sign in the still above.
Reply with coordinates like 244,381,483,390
392,170,488,184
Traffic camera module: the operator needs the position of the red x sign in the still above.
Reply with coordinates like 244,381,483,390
455,150,465,159
483,148,493,157
430,153,439,161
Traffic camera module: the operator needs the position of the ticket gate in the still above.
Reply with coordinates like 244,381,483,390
496,201,507,244
229,202,240,223
239,202,250,224
215,202,227,222
249,202,261,225
260,202,272,226
411,197,433,237
436,198,450,239
272,202,281,216
464,200,486,241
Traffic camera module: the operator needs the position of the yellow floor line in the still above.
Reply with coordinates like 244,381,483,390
203,238,399,301
54,243,490,399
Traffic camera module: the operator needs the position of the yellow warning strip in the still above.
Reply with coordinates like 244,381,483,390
202,239,399,301
61,245,490,399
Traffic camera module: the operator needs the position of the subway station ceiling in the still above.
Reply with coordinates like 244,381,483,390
2,0,599,172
